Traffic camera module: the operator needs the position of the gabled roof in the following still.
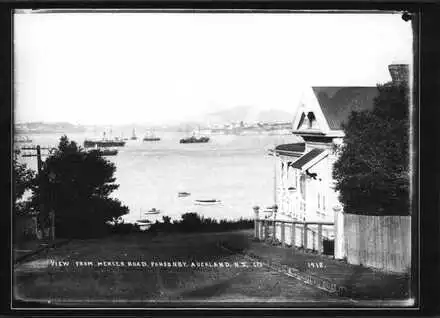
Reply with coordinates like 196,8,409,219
312,87,378,130
290,148,325,169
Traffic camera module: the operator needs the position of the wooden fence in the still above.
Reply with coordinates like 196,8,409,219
344,213,411,273
254,207,334,254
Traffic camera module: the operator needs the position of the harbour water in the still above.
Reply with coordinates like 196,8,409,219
16,131,301,223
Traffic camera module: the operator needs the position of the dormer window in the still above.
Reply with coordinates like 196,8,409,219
297,111,319,130
307,112,316,129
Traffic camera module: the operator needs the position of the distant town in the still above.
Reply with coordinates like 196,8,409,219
15,106,296,136
14,120,294,136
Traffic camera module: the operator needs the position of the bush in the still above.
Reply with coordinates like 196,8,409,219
109,222,141,235
148,212,253,234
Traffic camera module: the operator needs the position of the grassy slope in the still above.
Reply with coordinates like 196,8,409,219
14,230,344,306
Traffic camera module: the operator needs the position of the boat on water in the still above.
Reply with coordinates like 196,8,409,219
136,219,151,224
84,139,125,147
194,199,221,205
180,126,210,144
88,147,118,156
143,130,160,141
180,136,210,144
84,131,126,148
144,208,161,214
130,128,138,140
178,192,191,197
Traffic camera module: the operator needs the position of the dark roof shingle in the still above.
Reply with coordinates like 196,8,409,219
290,148,325,169
275,143,305,154
312,87,379,130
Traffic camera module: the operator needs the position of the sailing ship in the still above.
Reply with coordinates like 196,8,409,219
179,126,210,144
83,130,126,148
143,130,160,141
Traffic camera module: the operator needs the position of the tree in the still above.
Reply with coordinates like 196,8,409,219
29,136,129,238
332,81,410,216
13,148,35,215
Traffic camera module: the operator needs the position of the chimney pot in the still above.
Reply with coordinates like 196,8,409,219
388,64,409,85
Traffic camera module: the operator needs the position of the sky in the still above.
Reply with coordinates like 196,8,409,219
14,11,413,126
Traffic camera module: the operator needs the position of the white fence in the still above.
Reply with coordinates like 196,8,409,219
344,213,411,273
255,218,334,254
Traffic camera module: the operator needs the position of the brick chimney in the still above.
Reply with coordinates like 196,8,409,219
388,63,409,86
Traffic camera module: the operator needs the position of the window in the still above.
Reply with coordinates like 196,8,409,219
307,112,316,129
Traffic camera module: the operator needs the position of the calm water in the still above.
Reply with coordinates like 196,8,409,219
17,131,300,223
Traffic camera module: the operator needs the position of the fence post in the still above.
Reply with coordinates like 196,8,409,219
291,222,296,248
281,221,285,247
303,223,308,250
272,205,278,243
253,206,260,239
333,205,345,259
317,224,322,254
264,220,269,240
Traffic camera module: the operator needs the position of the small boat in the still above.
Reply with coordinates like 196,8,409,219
136,219,151,224
266,205,277,210
144,208,161,214
178,192,191,197
131,128,138,140
194,199,222,205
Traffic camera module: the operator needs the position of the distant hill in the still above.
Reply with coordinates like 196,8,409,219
256,109,294,123
15,122,88,134
204,106,294,124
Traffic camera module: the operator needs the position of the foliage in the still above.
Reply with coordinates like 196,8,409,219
148,212,253,233
13,149,35,215
29,135,129,238
109,222,141,235
333,82,410,215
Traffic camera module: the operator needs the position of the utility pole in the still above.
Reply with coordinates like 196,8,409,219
21,144,56,240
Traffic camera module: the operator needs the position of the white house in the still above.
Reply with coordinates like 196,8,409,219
273,63,409,256
274,85,379,223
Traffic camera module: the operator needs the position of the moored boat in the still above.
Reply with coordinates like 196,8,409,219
143,130,160,141
178,192,191,197
179,136,210,144
84,131,126,148
136,219,151,224
97,148,118,156
131,128,138,140
194,199,221,205
84,139,126,147
144,208,161,214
